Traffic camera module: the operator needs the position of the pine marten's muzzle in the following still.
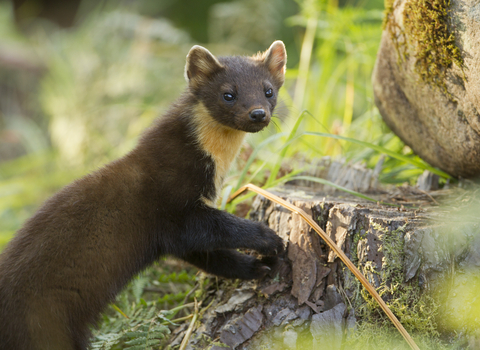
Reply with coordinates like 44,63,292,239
249,109,268,123
245,108,270,132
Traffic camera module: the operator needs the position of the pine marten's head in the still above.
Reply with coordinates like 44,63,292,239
185,41,286,133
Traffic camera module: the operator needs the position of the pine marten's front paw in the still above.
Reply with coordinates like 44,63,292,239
249,255,281,280
254,224,285,257
226,253,279,280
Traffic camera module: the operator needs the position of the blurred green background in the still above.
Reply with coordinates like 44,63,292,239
0,0,434,249
2,1,478,348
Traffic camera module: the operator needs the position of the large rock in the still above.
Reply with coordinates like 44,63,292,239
373,0,480,178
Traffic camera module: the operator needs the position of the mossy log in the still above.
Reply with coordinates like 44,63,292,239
169,185,480,349
373,0,480,178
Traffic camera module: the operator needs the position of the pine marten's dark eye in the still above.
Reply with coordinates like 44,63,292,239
223,93,236,102
265,89,274,98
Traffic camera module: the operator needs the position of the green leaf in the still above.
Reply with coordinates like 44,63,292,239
125,337,147,345
125,345,148,350
125,331,145,338
148,331,167,339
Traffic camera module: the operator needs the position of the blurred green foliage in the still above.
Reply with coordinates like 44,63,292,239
0,0,459,347
0,0,444,249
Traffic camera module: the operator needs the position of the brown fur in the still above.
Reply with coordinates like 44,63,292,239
0,41,287,350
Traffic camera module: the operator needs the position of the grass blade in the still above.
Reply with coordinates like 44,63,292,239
235,132,287,190
228,169,305,211
286,175,399,206
265,111,307,187
112,304,129,319
303,131,452,179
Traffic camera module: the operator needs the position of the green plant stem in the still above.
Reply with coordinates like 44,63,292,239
164,314,193,325
168,302,195,314
293,14,318,110
179,299,199,350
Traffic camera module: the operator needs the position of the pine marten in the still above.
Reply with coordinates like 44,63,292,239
0,41,287,349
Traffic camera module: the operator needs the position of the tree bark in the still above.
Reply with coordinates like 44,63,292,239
168,185,480,349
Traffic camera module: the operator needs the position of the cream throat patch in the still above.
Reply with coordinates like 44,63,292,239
192,102,246,205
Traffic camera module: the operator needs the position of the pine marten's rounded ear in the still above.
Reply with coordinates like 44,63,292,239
256,40,287,86
185,45,224,86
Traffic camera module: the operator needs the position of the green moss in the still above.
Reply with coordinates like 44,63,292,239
383,0,396,29
350,226,367,265
345,222,446,349
403,0,463,93
376,222,405,286
344,320,461,350
384,0,463,96
368,224,438,333
383,0,410,70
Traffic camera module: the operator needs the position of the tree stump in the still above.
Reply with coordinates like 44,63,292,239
372,0,480,178
169,185,480,349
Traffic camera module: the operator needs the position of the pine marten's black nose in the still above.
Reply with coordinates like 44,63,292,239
249,109,266,122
